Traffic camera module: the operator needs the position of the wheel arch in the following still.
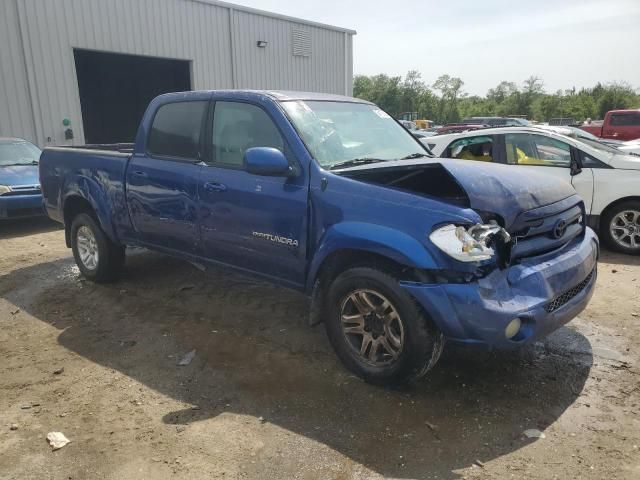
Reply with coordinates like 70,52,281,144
62,189,117,248
306,222,438,326
598,196,640,233
306,222,438,293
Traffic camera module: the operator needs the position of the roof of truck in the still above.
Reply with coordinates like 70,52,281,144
0,137,28,144
155,90,372,104
264,90,371,103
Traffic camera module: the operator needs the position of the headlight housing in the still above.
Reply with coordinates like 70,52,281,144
0,185,11,195
429,223,511,262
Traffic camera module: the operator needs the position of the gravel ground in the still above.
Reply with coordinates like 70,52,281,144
1,217,639,480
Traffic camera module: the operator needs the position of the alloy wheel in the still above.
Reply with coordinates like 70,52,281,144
610,210,640,250
76,225,99,270
340,289,405,366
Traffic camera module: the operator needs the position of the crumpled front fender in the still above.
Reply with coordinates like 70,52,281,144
306,221,437,292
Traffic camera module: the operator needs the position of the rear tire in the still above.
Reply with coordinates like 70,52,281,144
70,213,124,283
324,267,443,386
601,201,640,255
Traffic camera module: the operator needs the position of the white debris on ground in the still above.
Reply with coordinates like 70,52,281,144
46,431,71,450
524,429,546,439
177,350,196,366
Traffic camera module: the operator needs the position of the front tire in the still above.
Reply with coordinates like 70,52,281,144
325,267,443,386
70,213,124,283
601,201,640,255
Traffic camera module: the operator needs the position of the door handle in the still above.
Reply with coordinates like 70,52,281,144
204,181,227,192
132,170,148,178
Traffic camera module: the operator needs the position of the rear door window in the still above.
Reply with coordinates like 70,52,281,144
505,133,571,167
147,101,208,159
446,136,494,162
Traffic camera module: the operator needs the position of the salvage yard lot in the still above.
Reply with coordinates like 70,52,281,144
1,219,639,479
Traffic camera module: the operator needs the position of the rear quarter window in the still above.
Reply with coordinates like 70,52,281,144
147,101,208,159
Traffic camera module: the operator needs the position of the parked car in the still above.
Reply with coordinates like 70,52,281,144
40,90,598,385
435,123,488,135
426,126,640,254
579,109,640,141
616,139,640,156
398,120,432,139
548,118,575,126
0,137,43,220
462,116,530,127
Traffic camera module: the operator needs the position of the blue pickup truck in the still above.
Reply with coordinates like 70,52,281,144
40,90,599,385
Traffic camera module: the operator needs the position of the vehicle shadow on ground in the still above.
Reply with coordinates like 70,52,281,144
599,248,640,267
1,252,593,479
0,216,62,240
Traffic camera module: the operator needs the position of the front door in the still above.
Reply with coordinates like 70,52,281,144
198,100,308,286
502,133,594,212
126,100,208,253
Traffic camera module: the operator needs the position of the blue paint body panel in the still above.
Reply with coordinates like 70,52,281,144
39,90,599,349
403,229,598,348
0,163,44,219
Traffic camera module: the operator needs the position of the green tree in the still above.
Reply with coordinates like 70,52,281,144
432,75,465,123
354,73,640,123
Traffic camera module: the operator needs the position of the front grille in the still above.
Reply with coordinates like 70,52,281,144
509,198,585,260
545,268,595,313
1,185,41,196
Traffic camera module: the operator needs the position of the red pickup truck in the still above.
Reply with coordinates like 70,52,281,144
579,109,640,141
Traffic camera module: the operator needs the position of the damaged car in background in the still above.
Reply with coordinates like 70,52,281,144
40,90,598,385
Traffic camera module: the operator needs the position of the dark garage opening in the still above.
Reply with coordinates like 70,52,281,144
74,49,191,144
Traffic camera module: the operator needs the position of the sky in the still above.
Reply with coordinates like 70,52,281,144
233,0,640,96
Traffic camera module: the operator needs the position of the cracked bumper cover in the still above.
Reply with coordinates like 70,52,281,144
402,228,599,349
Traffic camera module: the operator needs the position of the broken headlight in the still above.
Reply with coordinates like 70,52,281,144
429,223,511,263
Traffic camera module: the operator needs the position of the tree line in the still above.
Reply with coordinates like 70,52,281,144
353,71,640,124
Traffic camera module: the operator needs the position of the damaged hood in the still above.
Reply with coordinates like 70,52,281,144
437,159,575,223
338,158,576,227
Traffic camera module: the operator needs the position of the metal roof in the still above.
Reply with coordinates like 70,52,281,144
191,0,357,34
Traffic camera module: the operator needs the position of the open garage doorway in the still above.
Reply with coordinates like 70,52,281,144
74,49,191,144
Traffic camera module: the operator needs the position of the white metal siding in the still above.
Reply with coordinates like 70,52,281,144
0,0,354,147
232,10,348,94
0,0,37,143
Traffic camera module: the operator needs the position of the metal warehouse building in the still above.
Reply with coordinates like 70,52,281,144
0,0,355,147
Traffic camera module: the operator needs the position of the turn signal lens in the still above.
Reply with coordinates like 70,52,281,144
505,318,521,339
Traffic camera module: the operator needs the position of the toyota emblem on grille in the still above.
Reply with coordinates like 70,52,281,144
552,219,567,239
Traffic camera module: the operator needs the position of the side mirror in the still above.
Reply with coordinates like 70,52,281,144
244,147,293,177
570,157,582,176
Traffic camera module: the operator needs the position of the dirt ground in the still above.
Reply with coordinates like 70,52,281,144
0,218,639,480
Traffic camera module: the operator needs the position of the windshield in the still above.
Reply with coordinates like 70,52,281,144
569,127,599,141
0,142,41,166
579,137,620,156
281,101,427,169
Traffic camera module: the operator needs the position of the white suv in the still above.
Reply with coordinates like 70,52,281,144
425,127,640,254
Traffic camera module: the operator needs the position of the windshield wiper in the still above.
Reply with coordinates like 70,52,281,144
400,152,431,160
1,162,37,167
328,157,387,170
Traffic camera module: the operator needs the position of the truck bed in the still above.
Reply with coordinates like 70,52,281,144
39,145,133,237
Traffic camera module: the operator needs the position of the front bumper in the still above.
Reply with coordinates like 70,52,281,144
402,228,599,349
0,194,45,219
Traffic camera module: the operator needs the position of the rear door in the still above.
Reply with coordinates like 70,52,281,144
501,133,594,212
198,100,308,286
126,100,208,253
